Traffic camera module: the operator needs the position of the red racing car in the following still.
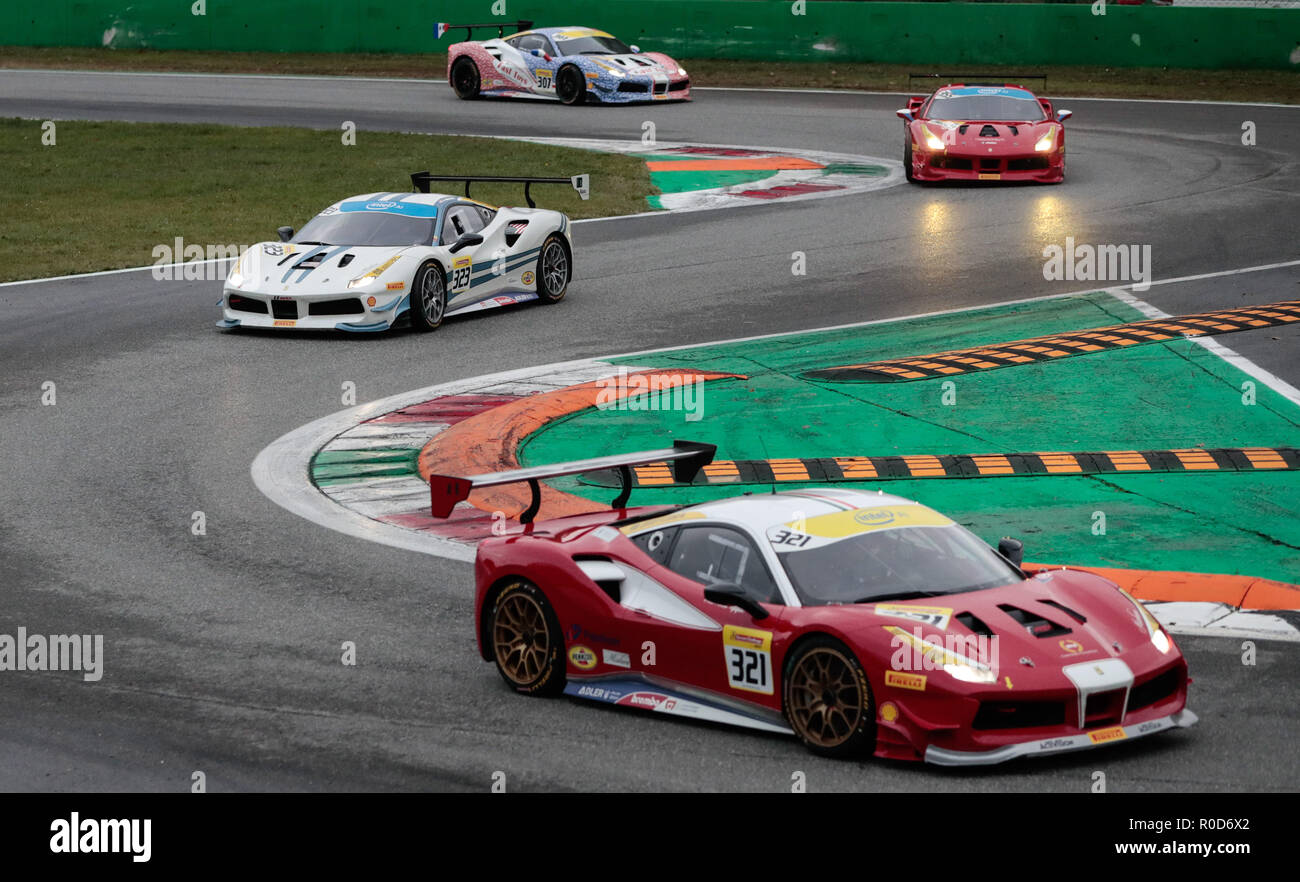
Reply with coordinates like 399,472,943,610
432,442,1195,765
897,80,1072,184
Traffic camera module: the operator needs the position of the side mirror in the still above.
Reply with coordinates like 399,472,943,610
998,537,1024,568
529,48,543,57
1056,109,1073,123
629,44,641,54
277,226,294,243
896,108,914,122
448,232,484,254
703,583,769,620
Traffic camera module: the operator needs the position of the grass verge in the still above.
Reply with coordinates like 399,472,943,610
0,118,655,281
2,46,1297,104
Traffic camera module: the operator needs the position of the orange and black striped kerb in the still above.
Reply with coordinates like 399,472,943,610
584,447,1300,489
804,300,1300,382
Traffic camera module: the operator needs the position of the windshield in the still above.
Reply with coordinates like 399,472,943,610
293,206,436,247
776,522,1022,606
925,91,1046,123
555,35,634,56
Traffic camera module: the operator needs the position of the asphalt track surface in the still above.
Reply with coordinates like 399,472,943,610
2,71,1298,791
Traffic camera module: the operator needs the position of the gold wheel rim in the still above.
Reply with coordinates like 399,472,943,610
493,591,550,685
787,647,864,749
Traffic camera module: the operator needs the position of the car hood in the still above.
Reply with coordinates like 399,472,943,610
825,568,1166,670
918,118,1058,153
232,243,419,294
582,52,682,76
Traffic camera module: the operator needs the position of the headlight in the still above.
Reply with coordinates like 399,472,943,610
921,124,946,152
943,662,998,684
226,251,248,288
348,255,401,289
678,67,687,76
1035,130,1057,152
1119,588,1172,654
608,68,625,78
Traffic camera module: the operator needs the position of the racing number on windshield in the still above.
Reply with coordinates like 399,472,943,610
723,625,773,695
450,256,472,293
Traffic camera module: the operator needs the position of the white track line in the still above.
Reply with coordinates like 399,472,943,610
6,69,1297,107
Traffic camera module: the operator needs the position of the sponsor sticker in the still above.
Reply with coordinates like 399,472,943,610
1059,639,1085,654
522,270,535,285
874,603,953,630
386,281,404,290
273,319,296,327
978,173,1001,180
722,625,773,694
602,649,631,669
449,256,472,293
568,645,597,670
885,670,927,692
616,691,676,710
1088,725,1127,745
879,702,899,722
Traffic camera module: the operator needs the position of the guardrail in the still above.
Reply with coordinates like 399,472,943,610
6,1,1297,69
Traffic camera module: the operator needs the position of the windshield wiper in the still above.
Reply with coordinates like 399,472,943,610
295,241,331,246
850,589,946,604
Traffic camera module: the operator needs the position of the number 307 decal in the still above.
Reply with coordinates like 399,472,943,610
723,625,773,695
450,255,472,293
535,70,553,90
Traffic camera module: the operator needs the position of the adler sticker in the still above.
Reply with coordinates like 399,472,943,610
568,645,597,670
522,270,535,286
722,625,773,694
875,603,953,631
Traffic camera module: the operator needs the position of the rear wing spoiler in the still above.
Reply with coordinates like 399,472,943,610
410,172,591,208
434,21,533,40
429,440,716,523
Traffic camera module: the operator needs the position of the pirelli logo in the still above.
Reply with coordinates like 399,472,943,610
804,300,1300,383
885,670,927,692
584,447,1300,489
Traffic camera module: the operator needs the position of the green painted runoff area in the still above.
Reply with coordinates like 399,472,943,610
522,291,1300,582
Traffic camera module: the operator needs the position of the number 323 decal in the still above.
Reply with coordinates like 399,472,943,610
450,255,472,293
723,625,774,695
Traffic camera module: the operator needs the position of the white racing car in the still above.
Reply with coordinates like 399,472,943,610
218,172,587,332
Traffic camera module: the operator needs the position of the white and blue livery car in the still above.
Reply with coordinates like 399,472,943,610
218,173,586,333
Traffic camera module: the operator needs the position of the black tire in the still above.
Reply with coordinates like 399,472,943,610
535,234,571,304
451,57,481,100
782,636,876,758
555,65,587,106
488,580,566,696
903,138,916,183
409,262,447,332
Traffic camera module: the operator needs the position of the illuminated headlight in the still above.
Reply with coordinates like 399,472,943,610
1035,130,1057,152
609,68,625,78
347,276,375,289
677,67,687,76
1119,588,1172,654
226,251,248,288
921,124,945,152
943,662,998,684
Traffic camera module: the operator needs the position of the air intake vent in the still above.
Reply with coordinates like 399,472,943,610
958,124,969,135
1008,125,1019,136
955,611,995,639
999,604,1071,638
979,124,999,137
505,220,529,247
338,253,355,267
1040,599,1087,624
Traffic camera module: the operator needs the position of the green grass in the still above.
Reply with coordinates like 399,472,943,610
0,118,655,281
2,45,1297,104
